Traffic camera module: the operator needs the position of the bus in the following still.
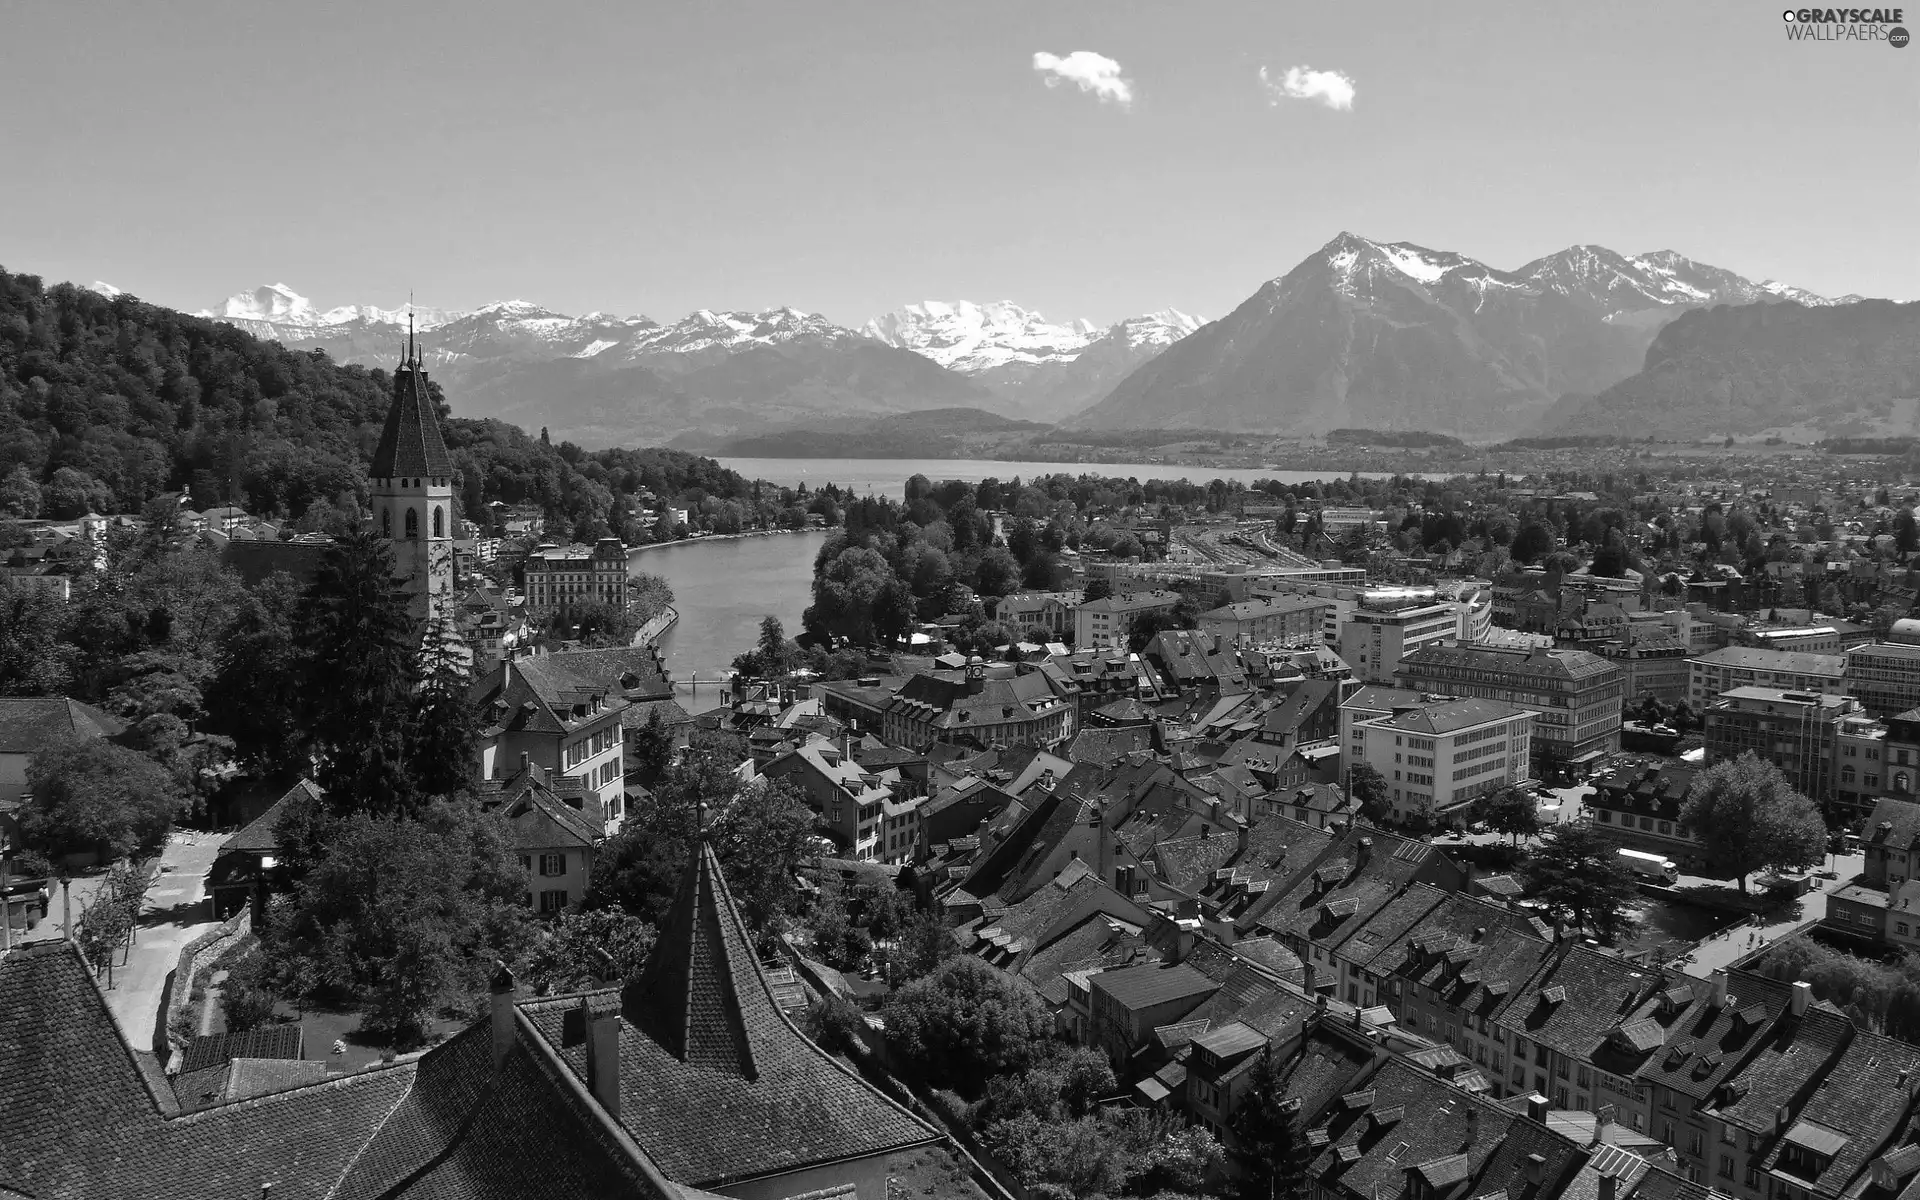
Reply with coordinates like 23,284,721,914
1616,848,1679,884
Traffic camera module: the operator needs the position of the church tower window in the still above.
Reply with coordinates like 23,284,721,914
406,508,419,539
382,508,391,538
433,506,444,538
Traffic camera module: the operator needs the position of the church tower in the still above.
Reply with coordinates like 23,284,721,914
370,318,455,628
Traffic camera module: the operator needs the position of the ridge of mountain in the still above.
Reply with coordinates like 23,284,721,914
1538,299,1920,441
1065,231,1854,438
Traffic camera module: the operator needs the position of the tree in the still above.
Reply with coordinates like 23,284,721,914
1231,1050,1310,1200
627,706,675,786
297,533,420,818
205,573,309,775
756,615,791,675
1081,576,1113,603
1510,523,1554,564
897,909,961,980
408,623,479,799
1681,753,1830,892
259,801,532,1047
21,738,179,860
521,908,657,995
1484,788,1541,845
1521,825,1639,941
1347,764,1391,824
587,754,814,942
881,956,1054,1096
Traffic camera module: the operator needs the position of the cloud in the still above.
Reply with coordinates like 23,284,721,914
1032,50,1134,109
1259,64,1356,111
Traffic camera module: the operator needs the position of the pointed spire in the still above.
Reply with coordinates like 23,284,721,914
407,307,416,366
620,832,772,1079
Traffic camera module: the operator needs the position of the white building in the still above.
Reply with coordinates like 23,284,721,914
1350,697,1536,825
1340,596,1464,684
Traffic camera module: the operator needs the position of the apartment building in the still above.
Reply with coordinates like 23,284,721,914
1074,590,1182,650
470,653,629,833
1844,641,1920,718
1349,698,1536,825
1702,687,1866,812
520,537,630,618
1396,644,1624,776
1687,647,1845,707
994,590,1082,638
1341,593,1465,684
1198,593,1332,646
1587,757,1703,869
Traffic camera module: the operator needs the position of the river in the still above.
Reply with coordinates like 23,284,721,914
637,458,1385,713
630,530,831,713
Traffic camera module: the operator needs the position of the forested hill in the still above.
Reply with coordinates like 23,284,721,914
0,268,754,538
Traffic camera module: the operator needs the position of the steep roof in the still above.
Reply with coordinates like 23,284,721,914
523,837,936,1186
0,941,665,1200
0,696,124,755
221,778,323,855
370,360,453,479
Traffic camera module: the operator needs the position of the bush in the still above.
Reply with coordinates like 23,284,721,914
881,956,1054,1097
5,847,54,881
928,1088,977,1131
221,950,281,1032
802,994,868,1057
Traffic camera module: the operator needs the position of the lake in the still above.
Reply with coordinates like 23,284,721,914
718,456,1395,497
637,457,1391,712
630,530,830,713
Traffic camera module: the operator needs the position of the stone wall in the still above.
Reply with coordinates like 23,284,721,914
161,906,251,1070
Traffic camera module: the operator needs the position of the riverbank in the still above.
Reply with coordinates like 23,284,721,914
632,603,677,646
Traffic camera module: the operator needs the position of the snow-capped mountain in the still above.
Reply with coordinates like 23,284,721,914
1068,231,1846,437
87,281,123,299
863,301,1099,372
201,284,996,444
864,301,1202,421
202,283,463,332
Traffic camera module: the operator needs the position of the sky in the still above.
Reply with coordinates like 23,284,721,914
1,0,1914,328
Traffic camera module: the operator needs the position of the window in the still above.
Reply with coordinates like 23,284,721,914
432,506,444,538
405,508,419,539
382,508,392,537
1719,1155,1734,1180
539,853,566,876
1747,1167,1761,1189
1689,1132,1704,1156
538,889,568,914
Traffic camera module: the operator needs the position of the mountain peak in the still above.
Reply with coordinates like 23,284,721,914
86,281,123,299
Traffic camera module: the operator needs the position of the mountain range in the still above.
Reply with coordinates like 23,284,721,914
155,233,1882,446
1065,233,1860,437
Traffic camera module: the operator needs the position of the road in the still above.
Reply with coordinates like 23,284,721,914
18,832,226,1053
1672,848,1863,978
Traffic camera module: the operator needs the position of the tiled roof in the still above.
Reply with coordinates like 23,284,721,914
370,360,453,478
181,1024,304,1073
1633,970,1794,1101
1089,962,1220,1011
524,837,937,1186
1867,798,1920,855
0,696,124,755
1689,646,1845,676
0,940,667,1200
542,645,676,700
1709,1006,1851,1135
1503,945,1684,1077
1756,1028,1920,1193
220,539,334,588
1309,1059,1516,1200
221,779,323,855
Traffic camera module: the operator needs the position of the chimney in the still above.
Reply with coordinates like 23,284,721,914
519,751,530,777
1901,1067,1914,1095
1465,1106,1478,1142
586,1002,622,1120
1316,991,1329,1017
1791,980,1811,1016
490,961,516,1070
1526,1093,1548,1122
1304,962,1317,996
1599,1176,1618,1200
1711,969,1729,1007
1237,819,1250,858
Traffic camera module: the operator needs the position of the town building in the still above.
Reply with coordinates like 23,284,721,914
477,765,605,914
1586,757,1702,869
471,654,630,832
1340,592,1465,684
522,538,631,619
1686,647,1845,707
881,657,1074,751
1592,628,1691,706
994,590,1081,638
369,328,457,628
1074,589,1183,650
1348,697,1536,825
1844,641,1920,719
1396,644,1624,776
1703,687,1867,812
759,736,904,862
1197,593,1333,647
0,696,123,849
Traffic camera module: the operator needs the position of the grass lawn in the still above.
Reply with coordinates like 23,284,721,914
885,1145,987,1200
274,997,471,1072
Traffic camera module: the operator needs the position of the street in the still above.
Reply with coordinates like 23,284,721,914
18,832,225,1053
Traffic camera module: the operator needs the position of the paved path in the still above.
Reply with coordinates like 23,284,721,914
80,833,225,1053
1674,850,1863,978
